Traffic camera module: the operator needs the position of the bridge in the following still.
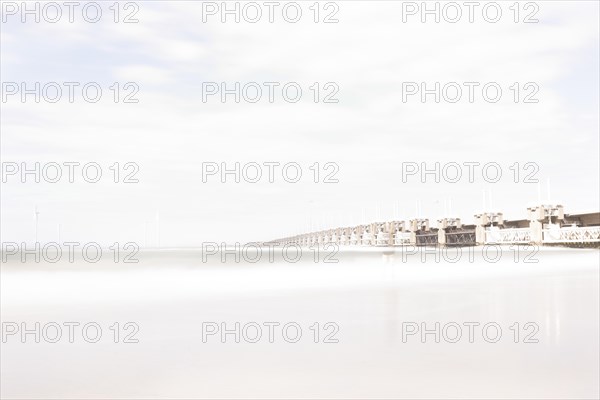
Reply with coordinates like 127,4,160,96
265,205,600,247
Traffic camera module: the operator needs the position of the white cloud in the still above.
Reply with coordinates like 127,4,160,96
113,65,173,85
1,1,598,245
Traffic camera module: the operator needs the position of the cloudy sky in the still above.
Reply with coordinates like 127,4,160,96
1,1,598,246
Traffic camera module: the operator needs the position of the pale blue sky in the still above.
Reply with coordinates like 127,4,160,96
1,1,598,246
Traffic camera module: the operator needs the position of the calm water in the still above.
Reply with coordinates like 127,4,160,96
1,247,599,399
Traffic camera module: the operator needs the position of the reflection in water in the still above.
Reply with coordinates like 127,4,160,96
1,248,598,399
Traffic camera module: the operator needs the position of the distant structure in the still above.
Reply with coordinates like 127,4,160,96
266,205,600,247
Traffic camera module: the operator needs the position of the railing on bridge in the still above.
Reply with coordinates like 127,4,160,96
375,232,390,246
446,230,477,246
485,227,532,244
416,232,438,246
543,226,600,243
394,232,411,246
361,232,373,246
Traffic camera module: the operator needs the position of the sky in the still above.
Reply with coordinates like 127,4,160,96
1,0,599,247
